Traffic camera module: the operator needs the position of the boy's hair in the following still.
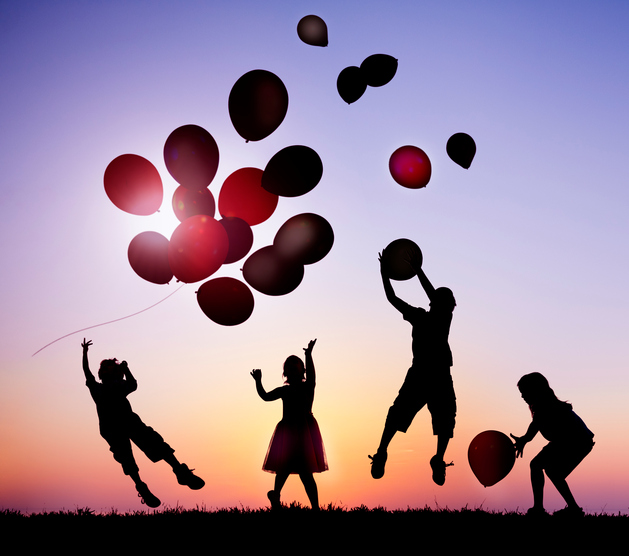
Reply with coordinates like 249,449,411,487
98,358,124,382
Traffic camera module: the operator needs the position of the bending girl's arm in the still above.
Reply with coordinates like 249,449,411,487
510,422,539,458
304,339,317,385
250,369,282,402
379,253,408,313
81,339,95,382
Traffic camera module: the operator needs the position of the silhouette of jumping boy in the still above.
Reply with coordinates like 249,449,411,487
511,372,594,517
370,250,457,485
251,339,327,510
81,339,204,507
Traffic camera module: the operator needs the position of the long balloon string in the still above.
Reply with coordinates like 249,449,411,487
32,284,186,356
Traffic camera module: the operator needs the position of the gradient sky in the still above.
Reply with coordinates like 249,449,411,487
1,1,628,514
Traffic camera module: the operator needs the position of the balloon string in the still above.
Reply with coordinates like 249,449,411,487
32,284,186,356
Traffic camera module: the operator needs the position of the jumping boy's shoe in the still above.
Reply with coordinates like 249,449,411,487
174,463,205,490
553,505,585,518
267,490,281,511
369,450,387,479
525,506,549,517
136,482,161,508
430,456,453,486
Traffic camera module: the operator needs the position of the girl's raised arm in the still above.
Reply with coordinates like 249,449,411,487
251,369,283,402
304,339,316,385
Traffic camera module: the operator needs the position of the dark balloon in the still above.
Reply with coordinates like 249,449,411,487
219,216,254,264
274,213,334,265
360,54,398,87
172,185,215,223
197,277,254,326
218,167,278,226
168,215,229,284
163,125,219,190
127,231,173,285
228,70,289,142
446,132,476,169
104,154,163,216
262,146,323,197
337,66,367,104
389,145,432,189
242,246,304,296
381,239,422,281
297,15,328,47
468,431,516,487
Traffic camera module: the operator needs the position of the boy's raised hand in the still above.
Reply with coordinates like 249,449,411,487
81,338,92,351
304,339,317,356
250,369,262,381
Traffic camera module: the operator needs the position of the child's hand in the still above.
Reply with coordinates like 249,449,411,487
250,369,262,381
304,339,317,356
81,338,92,351
378,252,386,275
510,433,526,458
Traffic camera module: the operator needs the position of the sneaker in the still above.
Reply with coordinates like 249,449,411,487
553,505,585,518
525,506,549,517
369,451,387,479
174,463,205,490
267,490,281,510
430,456,453,486
136,482,161,508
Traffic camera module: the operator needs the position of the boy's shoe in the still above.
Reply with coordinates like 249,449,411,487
267,490,281,511
136,482,161,508
525,506,549,517
430,456,453,486
553,505,585,518
369,451,387,479
174,463,205,490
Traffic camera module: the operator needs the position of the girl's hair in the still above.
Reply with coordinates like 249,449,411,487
98,358,124,382
283,355,305,384
517,372,572,410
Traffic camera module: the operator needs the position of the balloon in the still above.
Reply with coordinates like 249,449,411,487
261,146,323,197
163,125,219,190
218,167,278,226
360,54,398,87
274,213,334,265
446,132,476,169
389,145,432,189
381,239,422,280
104,154,163,216
172,186,215,223
219,216,254,264
297,15,328,47
168,215,229,284
127,231,173,285
242,246,304,296
337,66,367,104
468,431,516,487
197,277,254,326
228,70,289,142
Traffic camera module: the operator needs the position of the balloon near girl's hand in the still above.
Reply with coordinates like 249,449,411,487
468,430,516,487
389,145,432,189
381,239,422,281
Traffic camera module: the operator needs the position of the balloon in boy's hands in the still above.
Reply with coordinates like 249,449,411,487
468,430,516,487
380,239,422,280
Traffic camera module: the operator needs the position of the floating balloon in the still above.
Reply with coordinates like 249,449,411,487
228,70,289,142
381,239,422,281
468,431,516,488
360,54,398,87
197,277,254,326
219,216,254,264
172,186,215,223
337,66,367,104
163,125,219,190
274,213,334,265
297,15,328,47
218,167,278,226
127,231,173,285
242,246,304,296
262,146,323,197
389,145,432,189
104,154,163,216
446,132,476,169
168,215,229,284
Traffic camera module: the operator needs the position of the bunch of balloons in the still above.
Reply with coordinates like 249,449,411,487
337,54,398,104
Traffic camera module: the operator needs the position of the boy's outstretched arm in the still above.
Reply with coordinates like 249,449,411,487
120,361,138,392
250,369,282,402
304,339,316,384
409,251,436,302
81,338,94,382
379,252,407,313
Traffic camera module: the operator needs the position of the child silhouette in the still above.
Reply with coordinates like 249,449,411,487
511,372,594,517
251,339,327,510
369,249,457,485
81,339,204,507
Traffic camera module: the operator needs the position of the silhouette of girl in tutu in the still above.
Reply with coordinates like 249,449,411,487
251,339,327,510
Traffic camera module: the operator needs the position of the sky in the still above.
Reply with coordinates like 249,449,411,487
1,0,628,514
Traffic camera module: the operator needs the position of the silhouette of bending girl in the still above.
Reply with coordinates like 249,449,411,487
370,250,457,485
81,339,204,507
251,339,327,510
511,372,594,517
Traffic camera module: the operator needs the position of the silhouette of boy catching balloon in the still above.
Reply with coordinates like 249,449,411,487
81,339,204,507
370,246,457,485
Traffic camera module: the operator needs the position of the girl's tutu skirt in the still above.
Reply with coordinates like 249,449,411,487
263,414,328,474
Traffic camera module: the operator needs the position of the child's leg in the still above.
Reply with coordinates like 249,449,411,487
530,453,546,509
274,472,289,495
299,473,320,510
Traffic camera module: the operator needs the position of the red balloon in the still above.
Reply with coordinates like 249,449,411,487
468,431,516,487
219,216,254,264
168,215,229,283
274,213,334,265
163,124,219,190
389,146,432,189
447,132,476,169
127,231,173,285
262,146,323,197
104,154,163,215
337,66,367,104
297,15,328,47
242,246,304,296
172,186,216,223
360,54,398,87
218,167,278,226
197,277,254,326
381,239,422,281
228,70,289,142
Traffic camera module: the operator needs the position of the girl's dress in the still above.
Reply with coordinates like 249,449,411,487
263,379,328,474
